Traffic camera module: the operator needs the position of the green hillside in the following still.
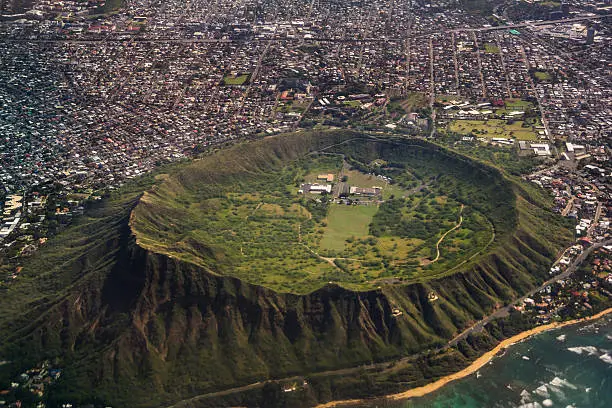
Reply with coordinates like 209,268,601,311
132,131,533,293
0,131,572,407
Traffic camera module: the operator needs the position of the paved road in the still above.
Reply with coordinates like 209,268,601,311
165,236,612,407
448,238,612,347
588,202,603,236
4,15,609,44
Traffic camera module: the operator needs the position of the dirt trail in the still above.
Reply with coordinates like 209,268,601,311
431,204,464,263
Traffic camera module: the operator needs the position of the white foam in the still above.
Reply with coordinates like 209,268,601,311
549,377,578,390
543,399,554,407
556,334,566,341
567,346,599,355
517,403,542,408
520,389,531,402
534,385,550,398
599,353,612,365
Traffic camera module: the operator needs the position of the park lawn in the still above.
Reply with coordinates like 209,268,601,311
504,98,534,110
449,119,538,140
102,0,124,12
404,92,429,109
343,100,362,108
319,204,379,251
222,73,250,85
289,100,310,112
484,43,500,53
342,168,384,188
534,71,552,81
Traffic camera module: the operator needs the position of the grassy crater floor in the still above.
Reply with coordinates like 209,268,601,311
131,131,527,294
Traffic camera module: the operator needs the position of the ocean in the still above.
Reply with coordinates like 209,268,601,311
357,314,612,408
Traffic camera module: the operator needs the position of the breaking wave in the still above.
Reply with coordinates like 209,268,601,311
566,346,599,355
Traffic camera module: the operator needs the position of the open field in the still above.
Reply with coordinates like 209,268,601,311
534,71,552,81
277,99,311,113
448,119,538,140
435,94,462,103
484,43,500,53
343,100,362,108
504,98,535,110
222,73,250,85
341,167,384,189
320,204,378,251
388,92,429,115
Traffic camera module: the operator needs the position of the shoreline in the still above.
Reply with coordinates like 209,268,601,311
317,307,612,408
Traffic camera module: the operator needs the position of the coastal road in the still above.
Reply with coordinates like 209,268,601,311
448,238,612,347
165,237,612,407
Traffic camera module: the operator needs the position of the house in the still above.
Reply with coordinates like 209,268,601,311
317,174,334,182
350,186,381,196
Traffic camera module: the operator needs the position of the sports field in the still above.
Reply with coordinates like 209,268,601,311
320,204,378,251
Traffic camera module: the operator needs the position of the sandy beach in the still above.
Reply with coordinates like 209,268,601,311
317,307,612,408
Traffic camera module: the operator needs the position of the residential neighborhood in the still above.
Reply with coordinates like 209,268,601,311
0,0,611,407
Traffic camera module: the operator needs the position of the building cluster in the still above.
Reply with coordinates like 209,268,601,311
299,175,384,201
526,158,610,243
0,0,608,201
0,361,63,408
518,243,612,324
0,0,608,296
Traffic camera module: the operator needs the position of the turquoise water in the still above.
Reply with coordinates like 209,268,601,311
358,315,612,408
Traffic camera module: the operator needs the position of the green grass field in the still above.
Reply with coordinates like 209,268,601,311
342,168,383,188
320,204,378,251
388,92,429,115
534,71,552,81
504,98,535,110
448,119,538,141
343,100,362,108
278,99,311,113
484,43,500,53
435,94,462,103
222,73,250,86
